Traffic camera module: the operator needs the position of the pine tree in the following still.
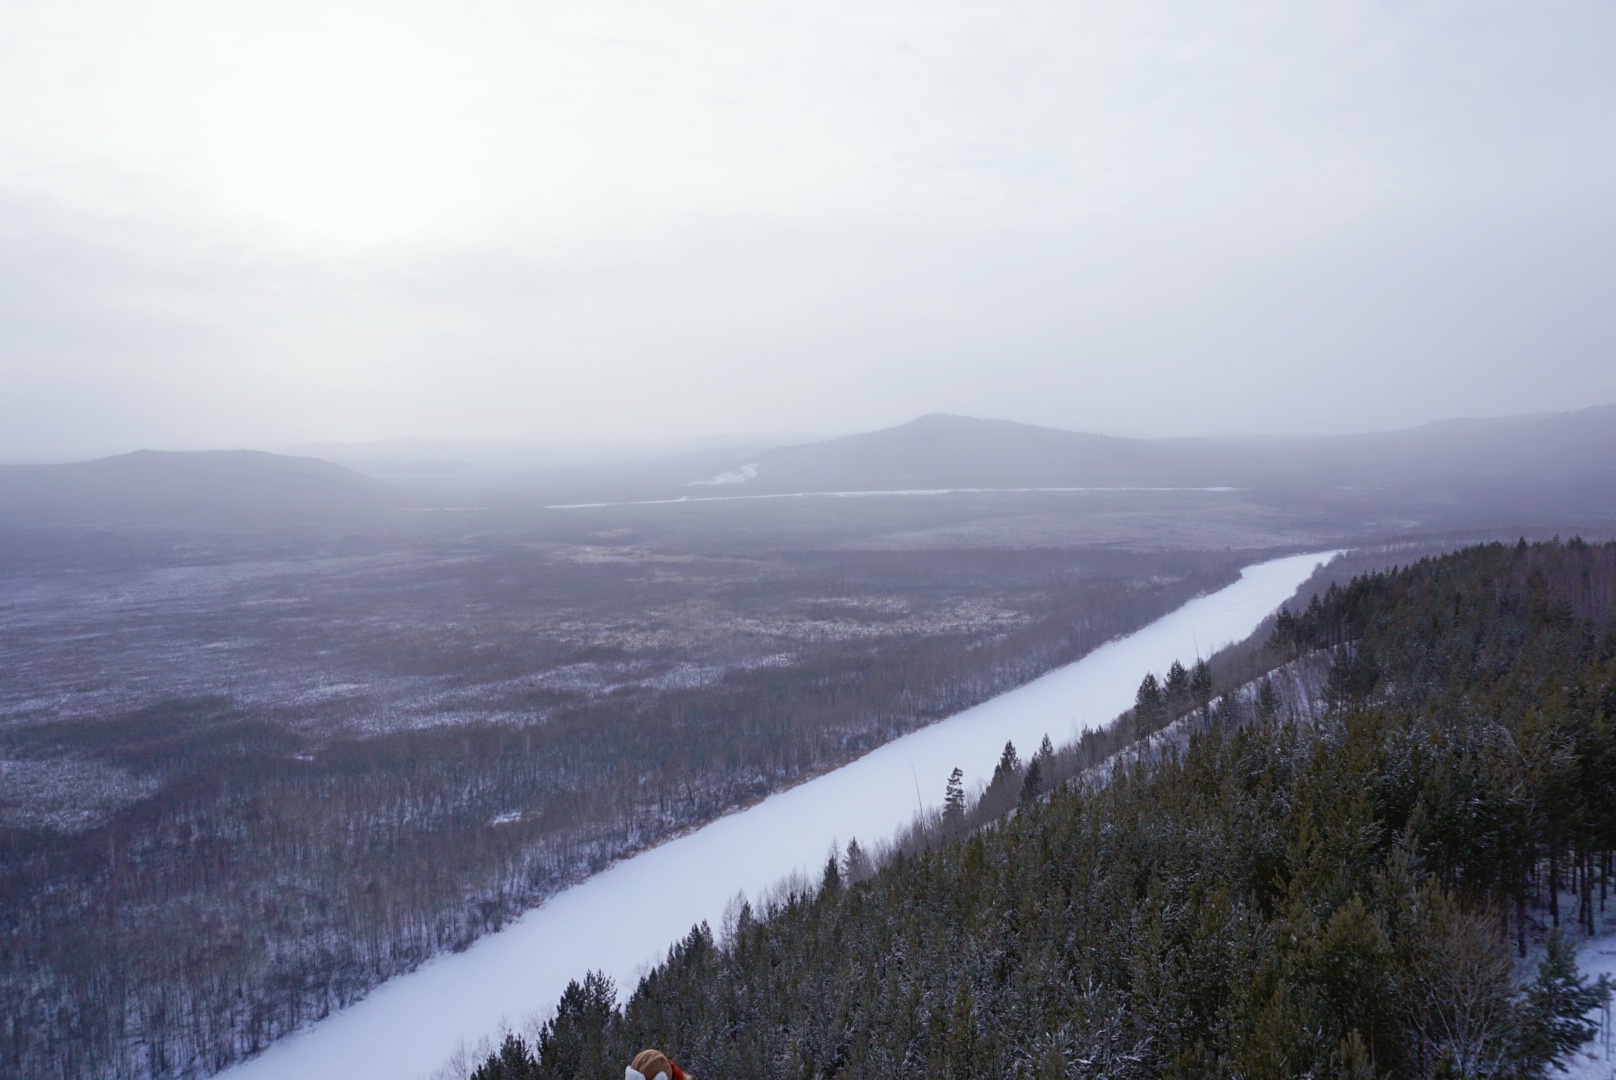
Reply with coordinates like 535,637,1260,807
820,851,842,895
1272,607,1301,654
471,1034,538,1080
1326,642,1380,708
992,741,1021,785
1164,659,1190,702
1255,677,1280,721
1035,734,1055,790
943,768,966,832
1518,931,1611,1067
536,972,617,1080
1134,673,1164,740
1018,758,1042,809
843,839,873,884
1190,659,1213,714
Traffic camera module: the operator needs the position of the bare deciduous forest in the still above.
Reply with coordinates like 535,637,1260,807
0,519,1242,1080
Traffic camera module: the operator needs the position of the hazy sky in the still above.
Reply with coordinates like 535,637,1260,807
2,1,1613,458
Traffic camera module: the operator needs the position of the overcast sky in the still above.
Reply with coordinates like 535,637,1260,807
2,1,1613,459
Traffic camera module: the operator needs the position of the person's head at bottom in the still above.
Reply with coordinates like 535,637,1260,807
626,1049,686,1080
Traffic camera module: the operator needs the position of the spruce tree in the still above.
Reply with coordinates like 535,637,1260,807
1255,677,1280,721
1134,673,1164,740
1518,931,1610,1067
536,972,616,1080
943,768,966,832
992,741,1020,785
820,852,841,895
1018,757,1042,809
1164,659,1190,702
843,839,873,884
1190,659,1213,714
471,1034,538,1080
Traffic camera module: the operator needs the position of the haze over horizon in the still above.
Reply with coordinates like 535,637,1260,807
4,1,1614,459
13,405,1616,470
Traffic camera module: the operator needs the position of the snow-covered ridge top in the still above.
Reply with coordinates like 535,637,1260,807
1076,651,1335,790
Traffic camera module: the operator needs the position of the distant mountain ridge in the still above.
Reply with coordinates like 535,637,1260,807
687,406,1616,495
0,449,394,526
3,407,1614,528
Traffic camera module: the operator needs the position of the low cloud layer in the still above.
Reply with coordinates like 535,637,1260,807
2,1,1613,458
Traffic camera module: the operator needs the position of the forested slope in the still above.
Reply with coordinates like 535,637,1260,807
475,540,1616,1080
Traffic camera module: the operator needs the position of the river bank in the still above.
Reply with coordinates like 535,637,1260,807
220,550,1338,1080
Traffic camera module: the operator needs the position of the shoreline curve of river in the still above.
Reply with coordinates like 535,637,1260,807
220,549,1341,1080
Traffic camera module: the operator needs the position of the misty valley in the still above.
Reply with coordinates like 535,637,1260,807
4,412,1616,1080
6,5,1616,1076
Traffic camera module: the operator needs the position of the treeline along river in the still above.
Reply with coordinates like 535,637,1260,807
216,551,1332,1080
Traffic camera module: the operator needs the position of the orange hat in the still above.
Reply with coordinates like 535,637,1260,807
627,1049,687,1080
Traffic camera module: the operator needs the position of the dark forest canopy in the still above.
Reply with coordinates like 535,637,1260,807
477,540,1616,1080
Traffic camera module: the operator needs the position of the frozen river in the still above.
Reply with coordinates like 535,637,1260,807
221,549,1339,1080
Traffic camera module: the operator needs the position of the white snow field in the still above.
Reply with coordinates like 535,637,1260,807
1557,934,1616,1079
548,485,1236,509
220,550,1338,1080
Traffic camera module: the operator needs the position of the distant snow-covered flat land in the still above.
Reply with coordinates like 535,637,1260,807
220,550,1337,1080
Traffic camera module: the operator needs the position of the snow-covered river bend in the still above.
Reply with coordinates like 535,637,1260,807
222,550,1339,1080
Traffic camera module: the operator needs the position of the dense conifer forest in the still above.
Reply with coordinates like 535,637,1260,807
474,540,1616,1080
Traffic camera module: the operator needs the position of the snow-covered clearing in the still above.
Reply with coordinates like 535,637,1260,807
1558,934,1616,1079
218,550,1336,1080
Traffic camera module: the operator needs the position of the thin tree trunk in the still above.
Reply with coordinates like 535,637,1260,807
1588,849,1597,935
1577,846,1586,933
1550,850,1560,928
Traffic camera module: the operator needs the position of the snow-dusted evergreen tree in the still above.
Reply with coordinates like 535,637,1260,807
1017,756,1042,808
942,767,966,834
1163,658,1190,703
842,839,873,884
1190,658,1213,714
1133,672,1164,739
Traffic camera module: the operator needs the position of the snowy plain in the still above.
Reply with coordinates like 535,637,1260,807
547,485,1237,509
218,550,1338,1080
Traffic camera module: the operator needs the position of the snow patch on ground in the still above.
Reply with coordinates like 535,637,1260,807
689,463,759,485
550,485,1238,509
1557,934,1616,1079
0,757,162,832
